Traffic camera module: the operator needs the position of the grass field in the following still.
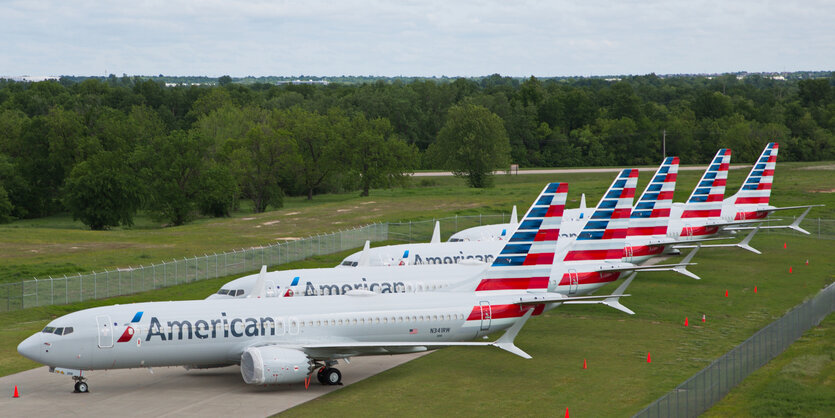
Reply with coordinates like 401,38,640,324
704,315,835,417
0,161,833,415
1,161,833,285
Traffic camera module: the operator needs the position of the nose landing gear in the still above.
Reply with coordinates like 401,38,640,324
73,376,89,393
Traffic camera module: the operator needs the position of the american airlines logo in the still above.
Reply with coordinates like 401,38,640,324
145,312,280,341
303,278,406,295
413,253,495,265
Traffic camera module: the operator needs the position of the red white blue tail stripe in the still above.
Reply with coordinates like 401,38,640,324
628,157,678,237
476,182,567,292
563,169,638,262
681,149,731,219
733,142,778,220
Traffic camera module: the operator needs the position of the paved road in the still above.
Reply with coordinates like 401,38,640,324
412,165,748,177
1,352,429,417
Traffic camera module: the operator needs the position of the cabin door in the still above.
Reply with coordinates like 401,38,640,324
96,315,113,348
479,301,492,332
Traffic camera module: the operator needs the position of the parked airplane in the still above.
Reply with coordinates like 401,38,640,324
447,206,518,242
18,182,634,393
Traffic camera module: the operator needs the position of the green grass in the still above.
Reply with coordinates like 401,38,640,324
1,161,832,285
704,315,835,417
277,233,834,417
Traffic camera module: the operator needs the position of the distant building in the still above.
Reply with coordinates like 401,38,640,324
2,75,60,82
276,79,329,86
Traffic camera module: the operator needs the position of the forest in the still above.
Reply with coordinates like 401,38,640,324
0,72,833,229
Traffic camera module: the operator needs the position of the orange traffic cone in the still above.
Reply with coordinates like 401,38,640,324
783,242,787,249
725,289,728,297
647,352,652,363
13,385,19,398
565,407,570,418
685,317,689,327
702,314,706,322
806,259,809,265
754,286,758,293
583,358,587,369
789,266,793,274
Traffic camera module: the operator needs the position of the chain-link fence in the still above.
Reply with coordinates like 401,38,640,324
0,223,388,312
0,214,829,313
633,281,835,418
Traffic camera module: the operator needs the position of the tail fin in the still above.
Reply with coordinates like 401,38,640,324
731,142,778,220
430,221,441,244
562,169,639,262
476,182,568,292
628,157,679,237
510,205,518,226
681,149,731,219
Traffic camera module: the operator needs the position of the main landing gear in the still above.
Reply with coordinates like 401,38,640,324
72,376,89,393
316,366,342,386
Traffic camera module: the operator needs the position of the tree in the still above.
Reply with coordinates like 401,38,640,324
340,114,417,197
229,120,299,212
136,130,218,226
63,152,142,230
280,107,342,200
427,104,511,188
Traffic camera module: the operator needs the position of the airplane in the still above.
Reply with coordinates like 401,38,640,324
18,182,636,393
447,205,518,242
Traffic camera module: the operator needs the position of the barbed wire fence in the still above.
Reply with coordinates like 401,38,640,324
0,214,830,313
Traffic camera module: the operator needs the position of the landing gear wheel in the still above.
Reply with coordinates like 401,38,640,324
74,382,80,392
317,367,328,385
75,381,89,393
324,367,342,385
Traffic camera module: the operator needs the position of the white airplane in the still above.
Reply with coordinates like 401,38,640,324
447,206,518,242
213,168,699,305
18,182,635,393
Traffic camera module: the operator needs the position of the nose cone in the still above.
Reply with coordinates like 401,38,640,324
17,333,43,363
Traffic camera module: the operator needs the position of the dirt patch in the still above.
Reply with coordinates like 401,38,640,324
798,164,835,170
240,217,255,221
809,188,835,193
275,237,301,241
337,209,352,212
284,212,300,216
360,201,376,205
261,220,280,226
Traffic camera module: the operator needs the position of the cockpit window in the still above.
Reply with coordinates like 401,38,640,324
63,327,73,335
448,238,462,242
54,327,64,335
42,326,56,333
217,289,230,295
235,289,245,296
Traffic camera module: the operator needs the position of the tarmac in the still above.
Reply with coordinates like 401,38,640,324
0,352,430,417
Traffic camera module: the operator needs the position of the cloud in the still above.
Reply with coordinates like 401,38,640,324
1,0,832,77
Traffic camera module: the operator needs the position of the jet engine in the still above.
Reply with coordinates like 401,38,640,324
240,346,314,385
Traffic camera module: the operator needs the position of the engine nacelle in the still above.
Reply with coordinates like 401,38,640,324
240,346,313,385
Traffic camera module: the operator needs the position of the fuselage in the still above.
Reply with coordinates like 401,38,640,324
19,290,550,371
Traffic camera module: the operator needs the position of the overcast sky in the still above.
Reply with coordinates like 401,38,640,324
1,0,833,77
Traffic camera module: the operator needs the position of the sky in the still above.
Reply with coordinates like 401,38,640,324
1,0,833,77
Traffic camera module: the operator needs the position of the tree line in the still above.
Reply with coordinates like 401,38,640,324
0,73,833,228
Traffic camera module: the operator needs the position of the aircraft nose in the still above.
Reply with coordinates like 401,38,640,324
17,333,43,363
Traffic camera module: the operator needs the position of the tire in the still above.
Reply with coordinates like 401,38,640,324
74,382,80,392
77,381,89,393
325,368,341,385
316,367,328,385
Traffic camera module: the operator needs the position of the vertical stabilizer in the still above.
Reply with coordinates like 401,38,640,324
682,149,731,219
476,183,568,292
562,169,639,262
628,157,679,237
430,221,441,244
731,142,778,220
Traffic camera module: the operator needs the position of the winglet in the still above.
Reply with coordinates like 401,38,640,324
251,265,268,298
736,226,762,254
430,221,441,244
357,241,371,267
674,245,703,279
579,193,587,212
787,206,812,235
602,273,636,315
510,205,518,226
490,308,533,359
